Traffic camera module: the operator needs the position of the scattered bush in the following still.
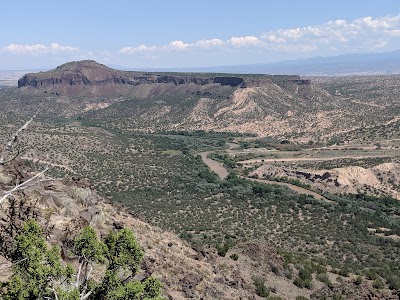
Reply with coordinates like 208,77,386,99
316,272,332,287
253,276,270,298
294,269,313,289
372,278,385,289
230,253,239,261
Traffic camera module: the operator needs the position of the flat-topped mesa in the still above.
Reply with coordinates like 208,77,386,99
17,60,312,98
17,60,249,89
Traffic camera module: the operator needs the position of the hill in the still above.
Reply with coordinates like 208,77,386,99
5,60,399,141
1,160,398,299
0,61,399,297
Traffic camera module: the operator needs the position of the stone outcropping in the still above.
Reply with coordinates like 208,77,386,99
17,60,311,97
18,61,245,89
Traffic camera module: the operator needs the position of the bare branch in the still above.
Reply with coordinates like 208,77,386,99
76,260,84,288
48,288,59,300
0,110,38,165
0,168,49,205
81,263,93,296
81,290,93,300
0,150,20,165
0,257,28,271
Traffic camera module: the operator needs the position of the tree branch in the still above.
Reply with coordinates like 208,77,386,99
81,290,93,300
0,111,38,165
76,260,85,288
0,168,49,205
48,287,59,300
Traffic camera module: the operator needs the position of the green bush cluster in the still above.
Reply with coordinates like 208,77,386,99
0,220,163,300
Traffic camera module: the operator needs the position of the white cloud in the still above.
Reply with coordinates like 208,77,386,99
354,16,393,29
120,38,225,54
264,35,286,44
119,44,157,54
259,14,400,53
119,14,400,56
3,43,78,54
194,38,225,48
228,36,263,47
169,40,191,50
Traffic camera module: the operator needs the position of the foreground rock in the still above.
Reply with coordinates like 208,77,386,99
1,160,397,299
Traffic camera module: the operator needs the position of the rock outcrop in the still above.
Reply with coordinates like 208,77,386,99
18,61,246,89
17,60,311,97
251,163,400,200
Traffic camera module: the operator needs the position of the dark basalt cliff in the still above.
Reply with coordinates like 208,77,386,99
18,61,247,88
17,60,311,97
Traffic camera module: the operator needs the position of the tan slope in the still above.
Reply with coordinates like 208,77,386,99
253,163,400,200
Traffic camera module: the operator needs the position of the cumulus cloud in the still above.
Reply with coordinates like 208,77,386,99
194,38,225,48
228,36,263,47
261,14,400,51
119,14,400,55
2,43,78,54
169,40,191,50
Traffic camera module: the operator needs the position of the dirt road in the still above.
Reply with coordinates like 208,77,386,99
199,143,328,201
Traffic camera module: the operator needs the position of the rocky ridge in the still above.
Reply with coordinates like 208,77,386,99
18,60,311,97
0,160,305,299
3,60,398,141
1,160,397,299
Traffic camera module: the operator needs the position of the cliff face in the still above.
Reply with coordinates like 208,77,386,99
13,60,319,136
18,60,247,89
17,60,311,97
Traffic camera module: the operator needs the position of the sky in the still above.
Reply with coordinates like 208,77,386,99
1,0,400,70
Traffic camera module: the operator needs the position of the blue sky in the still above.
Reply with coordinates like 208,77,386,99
1,0,400,69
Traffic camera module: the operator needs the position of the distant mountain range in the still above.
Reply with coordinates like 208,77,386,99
2,50,400,80
126,49,400,76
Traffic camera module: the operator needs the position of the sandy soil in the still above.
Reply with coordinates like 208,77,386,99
200,143,329,201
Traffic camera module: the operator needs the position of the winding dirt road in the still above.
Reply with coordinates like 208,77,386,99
199,143,328,201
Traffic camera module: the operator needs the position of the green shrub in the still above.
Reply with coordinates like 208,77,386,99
354,275,363,285
230,253,239,261
316,272,332,287
372,278,385,289
294,269,313,289
338,268,349,277
386,275,400,290
0,220,163,300
253,277,270,298
216,239,235,257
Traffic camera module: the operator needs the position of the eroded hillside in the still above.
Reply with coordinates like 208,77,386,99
0,62,399,298
6,60,399,140
1,160,398,299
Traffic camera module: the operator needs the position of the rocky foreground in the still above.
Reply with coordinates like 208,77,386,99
0,160,397,299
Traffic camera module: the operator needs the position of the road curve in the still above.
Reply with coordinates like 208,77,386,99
199,143,329,201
